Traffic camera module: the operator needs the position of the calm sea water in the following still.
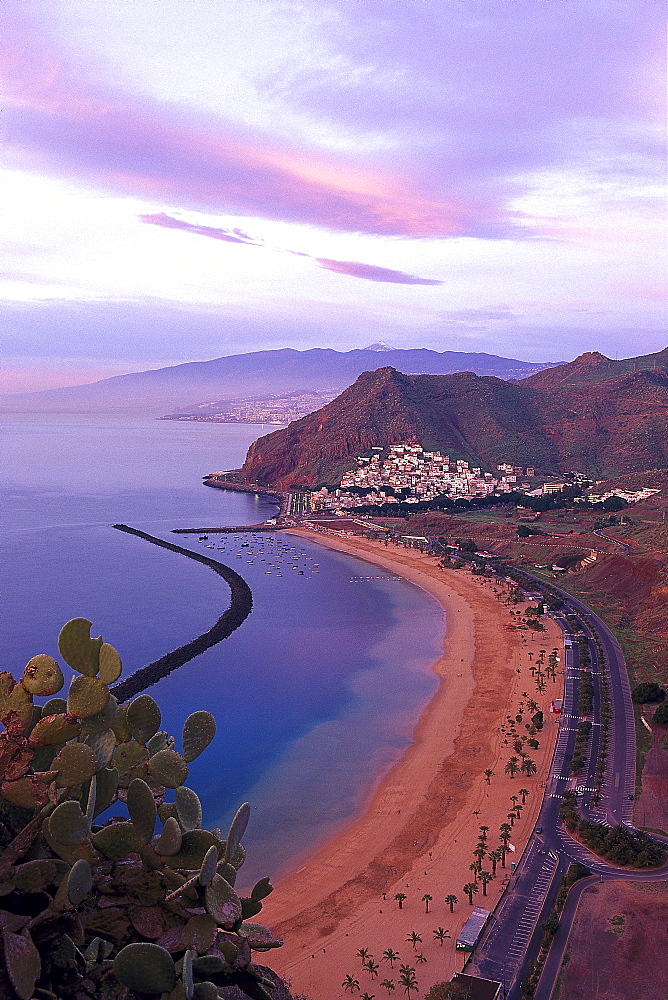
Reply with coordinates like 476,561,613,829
0,414,444,883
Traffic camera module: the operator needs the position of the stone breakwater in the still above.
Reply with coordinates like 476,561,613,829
110,524,253,702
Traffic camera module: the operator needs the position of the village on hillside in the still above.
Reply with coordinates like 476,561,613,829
306,443,659,514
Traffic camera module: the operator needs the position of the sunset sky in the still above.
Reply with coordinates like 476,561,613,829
2,0,666,391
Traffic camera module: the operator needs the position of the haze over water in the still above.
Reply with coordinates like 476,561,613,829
0,415,444,881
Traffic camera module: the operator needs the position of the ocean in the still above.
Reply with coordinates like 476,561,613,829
0,414,444,883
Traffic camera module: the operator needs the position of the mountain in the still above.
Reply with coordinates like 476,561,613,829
241,351,668,487
521,346,668,389
0,347,562,415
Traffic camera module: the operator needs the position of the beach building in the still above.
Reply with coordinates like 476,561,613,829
449,972,502,999
455,906,491,951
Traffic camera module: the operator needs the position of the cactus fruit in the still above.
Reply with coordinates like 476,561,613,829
113,943,177,993
22,654,64,696
182,711,216,762
126,693,161,744
0,619,285,1000
176,785,203,832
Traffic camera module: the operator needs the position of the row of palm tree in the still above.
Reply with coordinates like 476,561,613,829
344,966,419,996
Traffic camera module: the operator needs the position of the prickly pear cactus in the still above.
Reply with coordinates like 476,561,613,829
0,619,285,1000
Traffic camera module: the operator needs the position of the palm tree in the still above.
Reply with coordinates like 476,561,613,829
364,960,380,980
399,969,418,998
499,822,512,845
422,893,433,913
521,758,537,777
433,927,450,946
479,870,493,896
463,882,479,905
380,981,395,995
444,894,458,912
394,892,406,909
361,994,375,1000
382,949,399,968
406,931,422,950
505,756,520,779
510,794,519,810
507,812,516,827
473,844,487,865
469,861,479,882
342,975,361,993
415,953,427,965
479,824,490,839
484,768,494,784
357,948,371,964
489,848,502,876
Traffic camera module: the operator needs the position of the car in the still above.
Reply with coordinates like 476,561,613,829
535,826,543,834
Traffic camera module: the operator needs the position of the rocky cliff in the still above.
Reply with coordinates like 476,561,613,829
240,350,668,488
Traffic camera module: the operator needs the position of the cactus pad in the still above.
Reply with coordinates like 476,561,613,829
0,672,33,730
93,820,142,860
155,816,182,855
251,877,274,902
29,712,82,747
225,802,251,863
49,800,91,846
1,928,42,1000
127,693,162,744
113,943,177,994
112,739,149,786
198,845,218,886
41,696,68,716
204,874,242,927
98,642,122,684
67,674,110,719
160,830,220,870
93,765,119,816
85,728,116,771
58,618,103,676
52,742,97,787
176,786,202,832
67,858,93,906
148,748,188,788
193,982,219,1000
127,776,157,844
183,915,218,954
81,693,118,735
22,654,64,696
182,711,216,763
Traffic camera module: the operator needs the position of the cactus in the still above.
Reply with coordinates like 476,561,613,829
0,619,285,1000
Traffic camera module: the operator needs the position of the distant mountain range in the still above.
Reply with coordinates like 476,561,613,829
241,348,668,486
0,347,562,415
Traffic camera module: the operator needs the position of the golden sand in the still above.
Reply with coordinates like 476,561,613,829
259,531,561,999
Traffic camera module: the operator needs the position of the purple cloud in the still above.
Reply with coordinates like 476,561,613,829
139,212,441,285
315,259,442,285
139,213,259,245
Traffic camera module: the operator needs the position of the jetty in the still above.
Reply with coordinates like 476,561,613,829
110,524,253,702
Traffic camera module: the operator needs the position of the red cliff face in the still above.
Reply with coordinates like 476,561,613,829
241,359,668,488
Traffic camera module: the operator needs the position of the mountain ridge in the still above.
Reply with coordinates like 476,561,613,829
241,349,668,486
0,347,562,414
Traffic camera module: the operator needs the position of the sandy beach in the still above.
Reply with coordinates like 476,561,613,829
259,530,561,999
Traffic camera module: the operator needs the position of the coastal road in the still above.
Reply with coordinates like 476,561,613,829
469,567,666,999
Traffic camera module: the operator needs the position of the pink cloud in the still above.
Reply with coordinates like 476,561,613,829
315,259,442,285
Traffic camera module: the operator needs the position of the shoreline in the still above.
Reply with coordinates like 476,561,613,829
259,528,561,998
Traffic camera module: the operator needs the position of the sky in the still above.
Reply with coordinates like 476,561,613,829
1,0,666,391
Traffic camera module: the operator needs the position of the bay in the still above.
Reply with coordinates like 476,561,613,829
0,414,444,882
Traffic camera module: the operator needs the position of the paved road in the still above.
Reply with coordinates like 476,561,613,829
469,570,668,999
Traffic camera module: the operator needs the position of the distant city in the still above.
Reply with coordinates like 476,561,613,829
162,391,337,425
